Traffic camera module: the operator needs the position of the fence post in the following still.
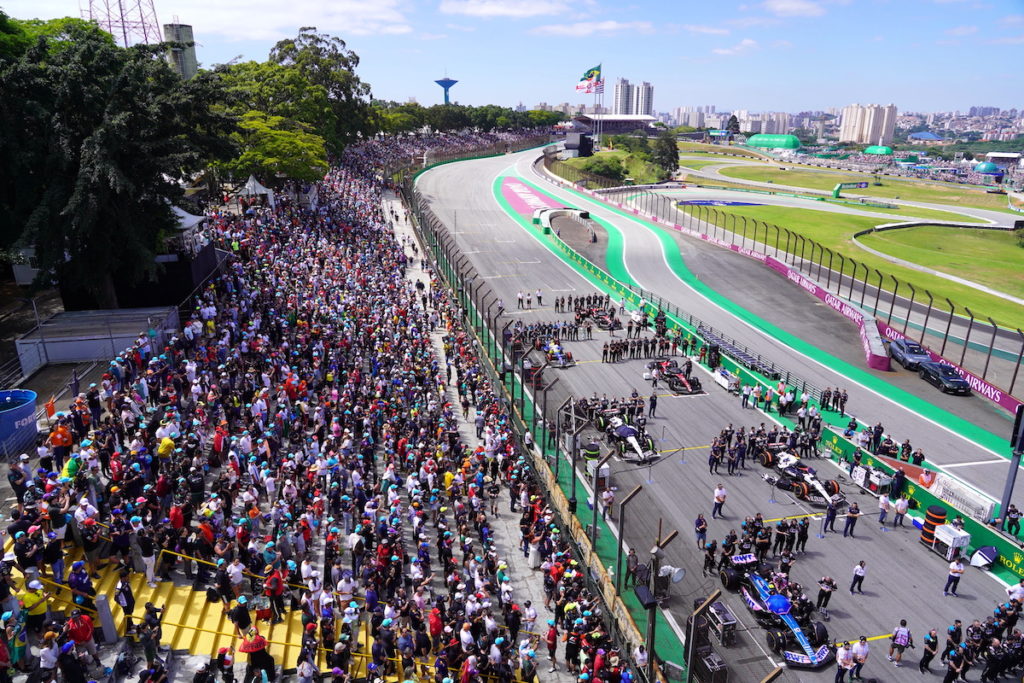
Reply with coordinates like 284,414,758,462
902,284,916,335
920,291,934,346
887,275,899,325
940,298,956,356
858,262,870,307
1009,329,1024,396
982,318,999,381
773,224,781,257
872,269,885,316
846,257,858,300
960,307,976,367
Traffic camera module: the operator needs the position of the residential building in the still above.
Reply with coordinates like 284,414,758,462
839,103,898,145
613,78,655,116
613,78,634,116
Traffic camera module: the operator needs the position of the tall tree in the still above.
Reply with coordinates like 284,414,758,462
217,60,333,135
726,114,740,134
651,130,679,175
220,111,327,183
0,21,236,307
269,28,373,153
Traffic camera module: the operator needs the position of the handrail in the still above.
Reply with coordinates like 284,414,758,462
15,573,99,615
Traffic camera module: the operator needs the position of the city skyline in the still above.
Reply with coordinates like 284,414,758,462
4,0,1023,111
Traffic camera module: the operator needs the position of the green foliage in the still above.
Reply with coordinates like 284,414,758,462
0,20,236,306
217,60,333,136
371,101,563,134
1015,226,1024,249
0,10,30,60
609,134,650,158
726,115,740,134
220,111,327,183
580,155,625,181
651,130,679,175
269,27,374,154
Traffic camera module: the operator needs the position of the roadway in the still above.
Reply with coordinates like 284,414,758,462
415,149,1023,682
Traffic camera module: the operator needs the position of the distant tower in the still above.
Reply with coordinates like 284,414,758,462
85,0,162,47
163,23,198,79
435,77,458,105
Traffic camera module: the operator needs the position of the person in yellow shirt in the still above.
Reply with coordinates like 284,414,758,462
20,579,49,635
157,435,175,459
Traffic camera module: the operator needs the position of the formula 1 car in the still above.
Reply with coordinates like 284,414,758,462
719,554,833,669
758,451,845,507
593,407,632,432
541,339,575,368
591,308,622,331
605,415,656,463
642,358,703,395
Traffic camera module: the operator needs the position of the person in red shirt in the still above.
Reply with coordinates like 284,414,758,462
263,565,285,624
64,610,102,667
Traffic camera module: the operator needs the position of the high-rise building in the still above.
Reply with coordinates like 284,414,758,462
684,111,705,128
762,112,789,135
839,103,898,145
163,23,198,79
633,81,654,117
613,78,634,116
613,78,654,116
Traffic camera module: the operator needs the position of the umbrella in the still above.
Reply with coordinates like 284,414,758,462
238,633,267,653
970,546,999,568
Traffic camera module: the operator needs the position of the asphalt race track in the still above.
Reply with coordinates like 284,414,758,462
415,149,1021,682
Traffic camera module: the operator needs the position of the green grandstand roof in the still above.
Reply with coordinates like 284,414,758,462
863,145,893,155
746,134,801,150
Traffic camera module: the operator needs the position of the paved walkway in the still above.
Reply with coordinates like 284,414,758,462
386,190,576,682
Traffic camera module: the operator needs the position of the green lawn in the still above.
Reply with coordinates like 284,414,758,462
675,202,1024,325
817,200,987,224
680,157,758,170
564,149,665,184
860,226,1024,299
677,141,768,158
718,165,1017,214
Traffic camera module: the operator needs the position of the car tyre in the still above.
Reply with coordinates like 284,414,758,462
760,451,774,468
809,621,829,646
719,567,740,591
766,629,786,653
824,480,840,497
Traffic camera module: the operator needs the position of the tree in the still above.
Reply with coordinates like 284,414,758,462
217,60,333,136
220,111,327,183
269,28,374,153
651,130,679,175
580,156,625,181
726,115,740,134
0,21,236,307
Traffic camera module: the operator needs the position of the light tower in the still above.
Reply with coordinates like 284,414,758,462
435,77,458,105
85,0,162,48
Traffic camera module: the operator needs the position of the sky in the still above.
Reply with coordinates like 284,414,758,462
5,0,1024,113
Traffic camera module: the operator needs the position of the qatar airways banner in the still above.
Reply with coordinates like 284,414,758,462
878,322,1022,414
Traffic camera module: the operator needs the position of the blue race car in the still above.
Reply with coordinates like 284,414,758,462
720,554,833,669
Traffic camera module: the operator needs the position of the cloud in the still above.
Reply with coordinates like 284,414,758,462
712,38,757,55
726,16,781,27
439,0,570,17
761,0,825,16
772,39,792,47
418,32,448,40
945,25,977,35
22,0,413,41
991,34,1024,44
444,23,477,31
1002,14,1024,24
680,24,730,35
530,20,653,37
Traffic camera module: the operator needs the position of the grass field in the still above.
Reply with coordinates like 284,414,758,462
859,226,1024,299
680,157,759,170
677,141,768,158
564,149,665,184
717,165,1016,214
674,202,1024,325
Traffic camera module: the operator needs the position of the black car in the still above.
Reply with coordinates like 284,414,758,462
918,361,971,395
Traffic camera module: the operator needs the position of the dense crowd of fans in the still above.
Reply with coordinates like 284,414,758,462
1,130,639,683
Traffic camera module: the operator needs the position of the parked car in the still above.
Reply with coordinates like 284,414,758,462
888,338,931,369
918,361,972,395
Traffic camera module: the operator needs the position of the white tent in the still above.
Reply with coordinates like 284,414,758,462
171,205,206,231
238,174,276,209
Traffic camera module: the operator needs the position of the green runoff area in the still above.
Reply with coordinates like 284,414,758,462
676,140,768,158
718,164,1017,214
678,156,752,170
859,225,1024,300
675,202,1024,325
563,149,665,185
